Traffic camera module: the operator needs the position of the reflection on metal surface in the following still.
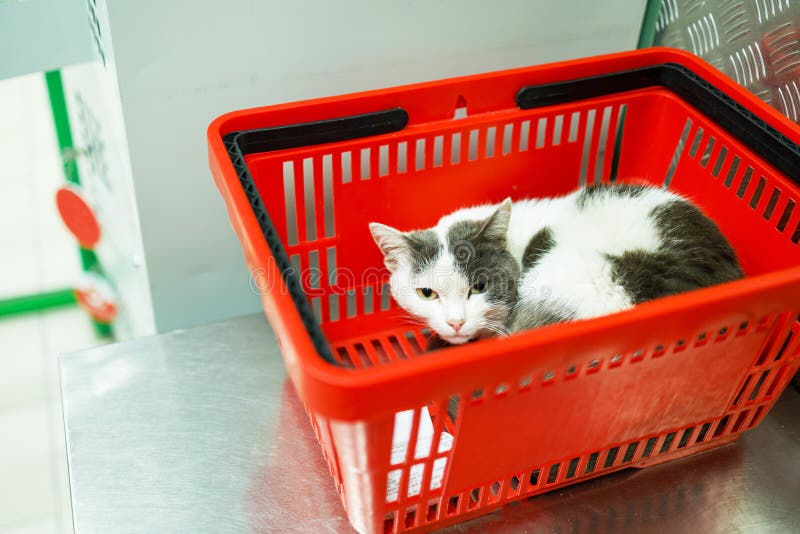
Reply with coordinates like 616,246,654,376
60,314,800,533
655,0,800,122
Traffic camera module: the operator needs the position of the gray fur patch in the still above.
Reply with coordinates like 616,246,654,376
576,183,648,209
522,227,556,269
510,301,576,332
608,199,744,303
402,230,441,274
446,219,519,309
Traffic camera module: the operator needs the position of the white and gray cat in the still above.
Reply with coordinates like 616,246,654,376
369,184,744,349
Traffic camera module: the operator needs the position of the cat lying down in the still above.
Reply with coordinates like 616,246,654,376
369,184,744,350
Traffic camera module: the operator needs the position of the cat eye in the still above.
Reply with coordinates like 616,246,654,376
470,280,487,295
416,287,438,300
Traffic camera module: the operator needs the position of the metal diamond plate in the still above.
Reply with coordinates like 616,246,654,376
655,0,800,121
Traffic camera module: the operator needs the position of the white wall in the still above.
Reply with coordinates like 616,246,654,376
103,0,646,334
0,0,93,79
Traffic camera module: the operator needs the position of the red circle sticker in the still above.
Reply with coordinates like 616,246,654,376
55,186,101,249
74,273,117,324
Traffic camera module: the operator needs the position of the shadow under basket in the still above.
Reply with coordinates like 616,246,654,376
209,49,800,533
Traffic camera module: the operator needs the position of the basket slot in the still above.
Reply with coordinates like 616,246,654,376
664,117,693,187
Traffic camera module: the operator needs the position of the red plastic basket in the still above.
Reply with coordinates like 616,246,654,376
208,49,800,533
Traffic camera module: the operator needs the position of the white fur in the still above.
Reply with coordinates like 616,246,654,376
372,186,683,343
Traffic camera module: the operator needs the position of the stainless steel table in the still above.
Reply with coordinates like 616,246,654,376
60,314,800,534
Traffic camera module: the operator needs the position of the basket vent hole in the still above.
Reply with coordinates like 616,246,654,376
689,127,703,157
593,105,612,183
712,145,728,177
632,349,644,360
471,388,484,401
397,141,408,173
700,136,715,166
371,339,389,364
578,109,596,186
566,365,577,376
678,427,695,448
739,321,749,331
723,155,741,187
777,199,796,232
714,414,731,438
749,370,771,400
468,488,481,508
547,463,560,484
774,331,793,361
696,422,712,443
336,346,354,367
736,166,753,198
676,339,686,348
426,502,438,522
447,496,459,515
378,144,389,177
388,335,407,360
346,289,357,318
552,114,564,146
340,150,352,183
328,294,339,322
664,118,692,188
383,513,396,533
502,123,514,155
453,95,468,119
542,370,554,382
718,326,728,336
642,437,658,458
446,395,460,424
485,126,496,158
360,148,371,180
732,410,750,433
603,447,619,468
380,283,391,311
519,120,530,151
588,359,600,370
510,475,521,492
585,452,599,474
569,110,581,143
536,117,547,149
433,135,444,167
698,332,707,342
322,154,335,236
518,375,533,389
363,285,374,314
404,331,423,354
791,219,800,244
282,161,299,245
451,133,461,165
733,374,752,406
566,457,580,478
404,508,417,529
763,187,781,220
490,481,501,497
529,469,540,486
468,129,479,161
415,138,426,171
623,442,639,462
610,353,622,364
494,383,509,396
659,432,676,453
750,176,767,209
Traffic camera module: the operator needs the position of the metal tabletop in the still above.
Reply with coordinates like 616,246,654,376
60,314,800,534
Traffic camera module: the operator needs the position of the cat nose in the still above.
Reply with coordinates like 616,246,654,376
447,319,465,333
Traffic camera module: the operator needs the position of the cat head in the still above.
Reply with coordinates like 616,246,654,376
369,199,518,345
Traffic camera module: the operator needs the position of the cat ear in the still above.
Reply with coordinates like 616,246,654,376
478,198,512,246
369,222,408,271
